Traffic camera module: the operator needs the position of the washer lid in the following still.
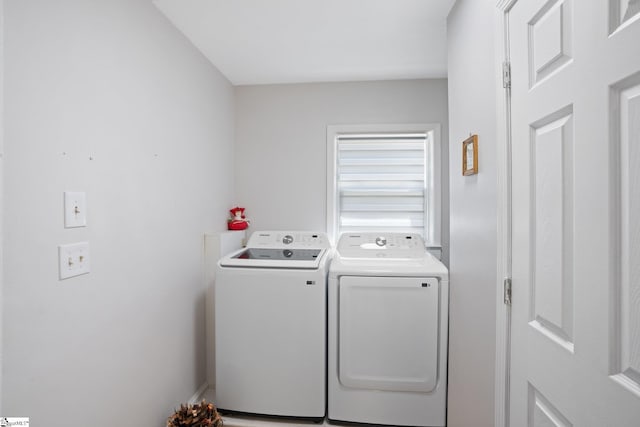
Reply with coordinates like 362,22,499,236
219,247,328,269
337,232,426,259
233,248,322,261
219,231,331,269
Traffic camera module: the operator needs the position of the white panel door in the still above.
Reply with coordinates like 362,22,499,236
508,0,640,425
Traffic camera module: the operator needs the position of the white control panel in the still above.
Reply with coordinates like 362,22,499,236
247,231,331,249
337,233,426,259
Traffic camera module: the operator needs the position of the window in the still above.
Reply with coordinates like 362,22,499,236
327,124,441,247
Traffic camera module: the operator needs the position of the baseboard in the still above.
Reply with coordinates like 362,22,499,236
188,382,209,405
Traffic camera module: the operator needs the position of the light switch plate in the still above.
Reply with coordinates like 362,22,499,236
64,191,87,228
59,242,90,280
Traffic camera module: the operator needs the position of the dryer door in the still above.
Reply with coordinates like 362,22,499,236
339,276,439,393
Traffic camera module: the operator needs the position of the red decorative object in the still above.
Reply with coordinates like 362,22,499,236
228,206,249,230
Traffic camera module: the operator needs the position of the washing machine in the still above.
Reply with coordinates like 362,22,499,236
215,231,331,420
328,232,449,427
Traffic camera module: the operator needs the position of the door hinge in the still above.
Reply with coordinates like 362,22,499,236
504,277,512,305
502,61,511,89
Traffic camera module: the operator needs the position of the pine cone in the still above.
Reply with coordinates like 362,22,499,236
167,400,223,427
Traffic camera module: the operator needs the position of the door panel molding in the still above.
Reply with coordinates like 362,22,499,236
529,106,574,353
527,0,573,88
528,383,573,427
610,71,640,398
609,0,640,35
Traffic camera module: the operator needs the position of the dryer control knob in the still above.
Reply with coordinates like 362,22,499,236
282,235,294,245
375,236,387,247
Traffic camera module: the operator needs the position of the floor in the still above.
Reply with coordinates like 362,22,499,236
201,388,331,427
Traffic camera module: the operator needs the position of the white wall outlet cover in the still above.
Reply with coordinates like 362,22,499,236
64,191,87,228
59,242,90,280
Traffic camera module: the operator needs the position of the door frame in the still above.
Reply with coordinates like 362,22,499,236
0,0,5,414
494,1,519,426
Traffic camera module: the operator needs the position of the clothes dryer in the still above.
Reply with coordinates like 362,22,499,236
215,231,331,420
328,233,449,427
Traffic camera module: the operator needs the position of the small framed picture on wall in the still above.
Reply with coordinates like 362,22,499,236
462,134,478,176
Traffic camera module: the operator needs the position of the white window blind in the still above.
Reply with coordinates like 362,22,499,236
334,131,431,238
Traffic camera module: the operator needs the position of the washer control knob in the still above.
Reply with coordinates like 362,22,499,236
282,235,294,245
375,236,387,247
283,249,293,258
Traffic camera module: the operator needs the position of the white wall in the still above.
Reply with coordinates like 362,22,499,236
2,0,234,425
446,1,498,426
234,80,450,263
